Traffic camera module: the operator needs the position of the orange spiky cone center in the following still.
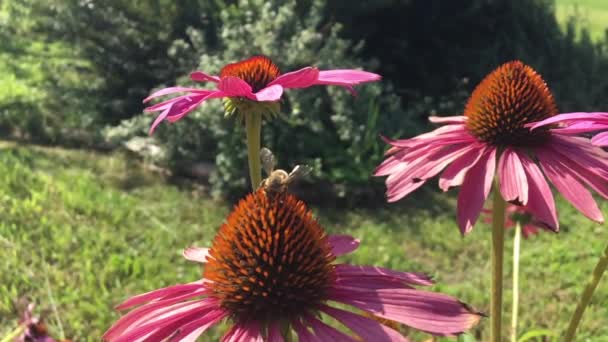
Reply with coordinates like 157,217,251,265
220,56,280,92
464,60,558,146
204,189,335,322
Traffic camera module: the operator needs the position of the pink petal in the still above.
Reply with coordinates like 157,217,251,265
428,116,466,124
143,87,211,103
253,84,283,101
335,264,434,286
497,148,528,205
115,282,204,311
320,305,409,342
546,145,608,199
159,309,226,342
148,92,224,135
439,144,484,191
536,148,603,222
222,321,263,342
316,69,381,85
519,154,558,231
292,319,316,342
112,302,215,342
190,71,220,83
592,131,608,146
327,289,482,336
217,76,256,100
457,147,496,234
183,247,210,263
328,235,360,257
304,314,358,341
269,67,320,89
529,112,608,130
267,322,284,342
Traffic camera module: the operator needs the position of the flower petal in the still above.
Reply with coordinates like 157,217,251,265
592,131,608,146
292,319,316,342
438,144,484,191
269,67,320,89
334,264,434,286
457,147,496,234
183,247,210,263
519,154,558,231
254,84,283,101
168,310,227,342
498,148,528,205
328,235,360,257
143,87,211,103
316,69,381,85
304,314,358,341
536,148,603,222
267,322,284,342
529,112,608,130
190,71,220,83
218,76,256,100
428,116,466,124
320,305,409,342
327,289,482,336
114,282,204,311
221,321,264,342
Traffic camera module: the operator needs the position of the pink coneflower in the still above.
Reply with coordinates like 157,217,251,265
375,60,608,234
482,205,542,239
529,112,608,146
143,55,381,134
104,189,481,341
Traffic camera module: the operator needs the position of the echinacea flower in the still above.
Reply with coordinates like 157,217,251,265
375,60,608,234
529,112,608,146
143,55,381,134
14,301,55,342
104,189,481,341
482,205,542,239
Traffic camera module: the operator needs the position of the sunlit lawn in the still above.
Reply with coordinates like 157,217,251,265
0,142,606,341
555,0,608,40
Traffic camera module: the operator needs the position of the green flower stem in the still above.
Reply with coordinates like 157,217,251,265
564,241,608,341
511,222,521,342
491,184,507,342
245,113,262,190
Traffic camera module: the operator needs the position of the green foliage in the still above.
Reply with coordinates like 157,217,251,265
1,143,607,340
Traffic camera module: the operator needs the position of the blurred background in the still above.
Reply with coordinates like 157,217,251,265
1,0,607,340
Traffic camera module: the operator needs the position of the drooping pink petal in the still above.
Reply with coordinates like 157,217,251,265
334,276,414,290
267,322,284,342
221,321,263,342
253,84,283,101
114,282,205,311
536,148,603,222
519,153,558,231
550,122,608,135
327,289,482,336
328,235,360,257
551,135,608,179
104,301,199,341
148,91,225,134
545,145,608,199
183,247,210,263
217,76,256,100
334,264,434,286
165,309,227,342
190,71,220,83
112,301,216,342
497,148,528,205
428,116,466,124
320,305,409,342
269,67,320,89
143,87,212,103
592,131,608,146
438,144,484,191
457,147,496,234
304,314,358,341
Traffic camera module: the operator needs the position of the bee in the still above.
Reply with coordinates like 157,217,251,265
259,147,310,195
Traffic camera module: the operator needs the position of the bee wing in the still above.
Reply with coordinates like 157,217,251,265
260,148,276,175
286,165,311,183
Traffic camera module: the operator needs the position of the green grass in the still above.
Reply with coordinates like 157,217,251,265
555,0,608,41
1,142,607,341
